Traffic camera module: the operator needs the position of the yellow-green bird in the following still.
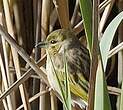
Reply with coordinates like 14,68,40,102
37,29,90,109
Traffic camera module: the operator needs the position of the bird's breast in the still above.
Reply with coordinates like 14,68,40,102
46,54,61,93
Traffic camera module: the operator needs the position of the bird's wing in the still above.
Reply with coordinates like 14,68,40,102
66,46,90,81
65,45,90,102
70,82,88,102
56,70,88,103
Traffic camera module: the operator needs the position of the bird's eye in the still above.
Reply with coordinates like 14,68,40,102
50,40,57,44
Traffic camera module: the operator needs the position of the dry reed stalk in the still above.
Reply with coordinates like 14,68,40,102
39,0,51,110
1,38,11,85
50,8,58,32
71,0,79,27
0,90,8,110
33,0,38,38
2,0,31,109
1,29,11,110
99,0,112,13
50,91,58,110
35,0,41,62
108,86,121,96
41,0,51,39
53,0,70,28
0,54,47,101
0,53,13,110
88,0,99,110
17,90,50,110
0,10,9,110
73,0,113,35
25,49,35,69
117,2,123,109
0,3,14,109
108,42,123,58
13,52,31,110
13,0,27,55
114,0,123,110
118,0,123,84
73,20,84,35
32,0,42,109
31,75,40,79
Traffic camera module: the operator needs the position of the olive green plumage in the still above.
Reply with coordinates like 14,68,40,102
37,29,90,108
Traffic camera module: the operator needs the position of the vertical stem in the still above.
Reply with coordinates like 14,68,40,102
71,0,79,27
2,0,31,109
0,12,9,110
1,0,14,109
40,0,51,110
0,53,13,110
32,0,42,109
41,0,51,40
53,0,70,28
35,0,41,61
88,0,99,110
50,91,58,110
0,90,8,110
118,0,123,89
118,1,123,110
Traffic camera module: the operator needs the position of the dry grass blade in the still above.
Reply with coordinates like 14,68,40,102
73,20,84,35
108,42,123,58
100,0,111,8
108,86,121,96
31,75,41,79
99,0,112,13
99,0,115,33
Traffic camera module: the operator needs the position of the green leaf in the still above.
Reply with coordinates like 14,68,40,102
100,11,123,71
64,52,71,110
95,11,123,110
94,60,111,110
79,0,92,50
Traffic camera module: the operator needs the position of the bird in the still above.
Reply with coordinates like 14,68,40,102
36,29,90,109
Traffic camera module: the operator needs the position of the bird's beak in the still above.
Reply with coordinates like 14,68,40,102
35,41,49,48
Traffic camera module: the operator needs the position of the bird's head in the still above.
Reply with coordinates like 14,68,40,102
36,29,75,55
